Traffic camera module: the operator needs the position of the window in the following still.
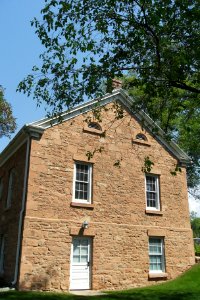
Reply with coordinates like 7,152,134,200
0,235,5,274
149,237,165,273
0,178,3,200
136,133,147,141
88,122,102,131
145,175,160,210
6,168,15,209
73,163,92,203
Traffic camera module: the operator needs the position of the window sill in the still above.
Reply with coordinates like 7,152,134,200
70,202,94,209
83,127,103,136
148,272,168,279
145,209,163,215
132,139,151,147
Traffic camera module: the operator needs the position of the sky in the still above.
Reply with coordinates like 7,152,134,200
0,0,46,151
0,1,200,216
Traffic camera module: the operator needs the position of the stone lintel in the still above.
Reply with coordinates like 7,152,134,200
73,154,95,163
147,229,166,237
70,227,95,237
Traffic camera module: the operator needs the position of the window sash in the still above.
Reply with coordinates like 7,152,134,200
73,163,92,203
0,235,5,274
0,178,3,200
149,238,165,273
6,169,15,209
145,175,160,210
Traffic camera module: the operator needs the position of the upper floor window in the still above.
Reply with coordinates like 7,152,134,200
0,178,3,200
145,175,160,210
0,235,5,274
6,168,15,209
136,133,147,141
88,122,102,131
149,237,165,273
73,163,92,203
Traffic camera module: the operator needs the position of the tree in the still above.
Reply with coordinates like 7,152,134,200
123,74,200,189
17,1,200,188
18,0,200,116
191,217,200,238
0,87,16,139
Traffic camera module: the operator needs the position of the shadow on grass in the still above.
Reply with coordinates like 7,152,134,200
1,290,200,300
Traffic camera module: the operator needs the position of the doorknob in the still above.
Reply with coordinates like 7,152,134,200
87,261,90,267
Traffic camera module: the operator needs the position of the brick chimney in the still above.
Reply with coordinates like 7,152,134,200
112,79,123,90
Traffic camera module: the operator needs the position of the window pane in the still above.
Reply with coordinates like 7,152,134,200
6,169,15,208
147,192,156,208
149,238,162,247
74,163,91,201
75,182,88,200
76,164,89,182
150,255,162,271
146,175,159,209
149,238,164,272
80,255,88,263
81,247,88,256
146,176,156,191
73,255,80,263
0,235,5,273
0,178,3,200
81,240,88,246
149,245,162,254
73,245,80,256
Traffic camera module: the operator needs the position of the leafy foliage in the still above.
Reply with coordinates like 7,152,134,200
18,0,200,117
141,156,154,173
194,243,200,256
18,0,200,188
123,75,200,188
86,147,104,160
191,217,200,238
0,87,16,139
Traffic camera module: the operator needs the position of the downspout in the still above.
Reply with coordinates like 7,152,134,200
12,136,31,286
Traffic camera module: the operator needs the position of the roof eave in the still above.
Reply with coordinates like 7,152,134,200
0,125,45,166
1,88,191,165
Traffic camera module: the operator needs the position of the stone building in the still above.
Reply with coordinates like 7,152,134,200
0,89,195,291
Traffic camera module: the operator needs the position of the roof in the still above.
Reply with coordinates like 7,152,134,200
0,88,191,165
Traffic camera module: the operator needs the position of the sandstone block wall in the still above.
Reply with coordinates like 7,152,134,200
17,102,194,291
0,142,27,283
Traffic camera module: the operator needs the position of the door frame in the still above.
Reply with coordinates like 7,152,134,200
70,236,92,290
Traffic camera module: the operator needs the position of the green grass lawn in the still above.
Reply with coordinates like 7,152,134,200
1,264,200,300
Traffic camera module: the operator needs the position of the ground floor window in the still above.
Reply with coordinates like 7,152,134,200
0,235,5,274
149,237,165,273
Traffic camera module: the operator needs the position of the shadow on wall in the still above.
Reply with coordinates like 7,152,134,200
19,264,68,291
0,276,9,288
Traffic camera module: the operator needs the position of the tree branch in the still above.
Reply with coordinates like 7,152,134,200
169,81,200,94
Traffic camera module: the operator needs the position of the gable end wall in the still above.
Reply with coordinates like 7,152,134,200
17,102,194,291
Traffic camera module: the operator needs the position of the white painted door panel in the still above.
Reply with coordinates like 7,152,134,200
70,237,91,290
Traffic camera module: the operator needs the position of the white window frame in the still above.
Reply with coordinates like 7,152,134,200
6,168,15,209
0,235,5,275
0,177,3,200
145,174,160,210
73,162,92,204
149,237,165,273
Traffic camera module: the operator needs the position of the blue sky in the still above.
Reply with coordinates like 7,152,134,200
0,0,46,152
0,1,199,215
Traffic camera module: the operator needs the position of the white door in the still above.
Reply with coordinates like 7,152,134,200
70,237,92,290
